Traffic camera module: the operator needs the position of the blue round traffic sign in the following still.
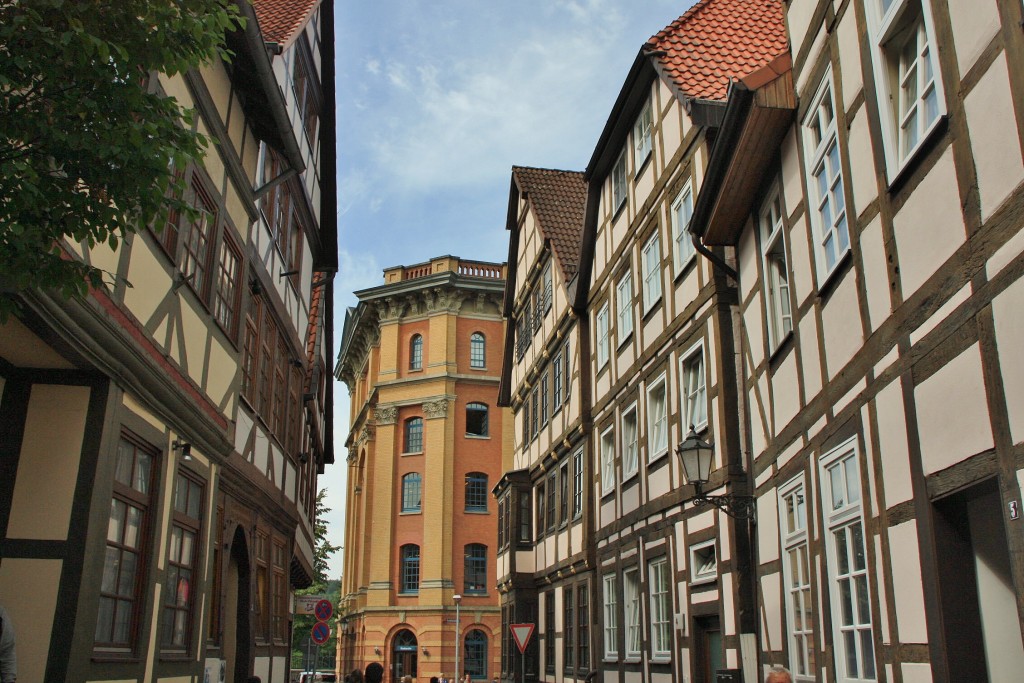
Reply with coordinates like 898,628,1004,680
314,599,333,622
311,621,331,645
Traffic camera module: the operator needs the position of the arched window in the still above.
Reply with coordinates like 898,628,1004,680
405,417,423,453
464,629,487,679
401,473,421,512
466,403,488,437
410,334,423,370
464,543,487,594
465,473,488,512
470,333,485,369
400,544,420,593
392,629,419,678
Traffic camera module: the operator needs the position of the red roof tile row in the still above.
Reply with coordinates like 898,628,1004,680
512,166,588,282
252,0,320,46
647,0,788,101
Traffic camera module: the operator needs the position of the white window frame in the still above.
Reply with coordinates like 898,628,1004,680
646,373,668,461
867,0,946,180
778,475,814,682
760,185,792,350
603,573,619,659
600,425,615,495
611,149,627,212
542,259,553,312
633,100,653,170
689,539,718,586
680,341,707,432
621,402,639,480
802,70,850,284
641,232,662,312
573,448,583,518
623,567,641,658
671,180,695,273
820,438,876,683
552,350,563,414
616,269,634,342
596,303,610,369
648,556,671,659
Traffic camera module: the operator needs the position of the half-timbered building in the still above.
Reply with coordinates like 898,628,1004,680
495,167,589,683
0,2,337,682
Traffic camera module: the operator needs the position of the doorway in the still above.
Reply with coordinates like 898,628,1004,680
224,526,252,683
933,478,1024,682
392,629,418,681
693,615,722,683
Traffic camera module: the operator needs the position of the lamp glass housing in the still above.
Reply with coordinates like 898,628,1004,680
677,427,714,485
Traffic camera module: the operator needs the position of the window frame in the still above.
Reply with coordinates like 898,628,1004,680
552,350,564,414
470,332,486,369
465,629,488,679
572,448,584,519
633,100,653,171
671,180,696,273
623,566,641,659
759,184,793,350
161,468,205,653
212,232,243,340
680,341,708,432
621,402,639,480
563,585,575,674
611,149,628,213
689,539,718,586
466,402,489,438
779,475,815,682
600,425,616,496
596,302,610,369
616,269,634,343
646,373,669,461
409,334,424,371
648,556,671,659
399,544,421,594
464,543,488,595
603,573,619,659
404,417,424,454
641,231,662,312
401,473,422,513
465,472,489,512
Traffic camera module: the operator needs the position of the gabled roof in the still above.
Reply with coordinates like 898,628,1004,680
510,166,587,281
252,0,320,47
647,0,788,102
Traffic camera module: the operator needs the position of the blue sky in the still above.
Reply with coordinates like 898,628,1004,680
321,0,698,580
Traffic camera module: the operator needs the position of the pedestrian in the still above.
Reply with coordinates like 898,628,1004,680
0,604,15,683
430,677,439,683
439,673,447,683
365,662,384,683
765,665,792,683
401,675,412,683
462,674,471,683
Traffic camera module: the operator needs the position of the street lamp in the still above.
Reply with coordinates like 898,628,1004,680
453,593,462,680
675,425,754,519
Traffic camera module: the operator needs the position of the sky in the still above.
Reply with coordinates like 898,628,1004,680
321,0,699,581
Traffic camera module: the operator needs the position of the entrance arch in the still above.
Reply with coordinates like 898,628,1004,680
391,629,418,681
224,525,252,683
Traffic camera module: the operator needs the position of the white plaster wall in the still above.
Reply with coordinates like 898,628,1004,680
124,239,174,333
787,0,819,88
915,343,994,474
892,148,965,298
819,271,863,380
874,379,913,506
772,352,800,434
888,521,929,643
790,215,815,311
757,492,779,563
737,224,760,303
759,572,783,654
965,55,1024,222
949,0,1002,77
0,558,62,683
859,214,890,333
780,129,804,230
993,275,1024,443
744,296,766,376
900,663,934,683
836,5,863,113
847,109,878,220
986,223,1024,280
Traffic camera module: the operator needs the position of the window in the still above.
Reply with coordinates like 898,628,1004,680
466,473,488,512
868,0,944,174
633,100,653,169
545,591,556,672
254,533,269,640
96,434,156,650
404,417,423,453
821,441,875,682
596,303,610,368
272,542,287,642
624,567,641,657
498,494,507,549
213,235,242,337
179,176,217,298
521,400,530,451
690,539,718,585
467,402,489,437
552,351,563,413
760,188,792,349
779,477,814,681
470,332,486,368
541,374,549,427
519,489,532,543
803,73,850,280
577,584,590,671
542,260,553,312
672,181,695,272
649,557,671,658
622,403,639,478
600,426,615,495
410,334,423,370
536,480,546,539
611,149,627,211
162,470,204,650
531,387,540,438
642,232,662,310
564,586,575,673
241,293,261,404
292,46,320,146
400,544,420,593
681,344,707,431
546,471,556,532
465,544,488,594
616,270,633,341
532,287,543,332
603,574,618,658
465,629,488,679
563,341,571,402
402,473,422,513
559,462,569,525
572,449,583,518
646,374,668,459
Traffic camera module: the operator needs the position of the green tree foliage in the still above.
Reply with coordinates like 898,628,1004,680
0,0,242,317
292,489,342,669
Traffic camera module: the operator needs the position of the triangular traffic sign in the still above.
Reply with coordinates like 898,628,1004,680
510,623,535,654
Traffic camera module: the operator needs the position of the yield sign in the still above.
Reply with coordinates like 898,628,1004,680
510,623,535,654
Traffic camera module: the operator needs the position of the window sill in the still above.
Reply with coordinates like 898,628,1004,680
767,331,795,371
465,508,489,515
400,510,421,516
470,366,487,371
622,470,639,485
884,114,948,194
641,298,662,323
92,650,140,664
690,575,718,587
816,248,853,302
616,330,633,351
647,448,669,466
673,253,697,284
612,199,627,223
401,450,424,457
465,434,491,440
634,151,653,180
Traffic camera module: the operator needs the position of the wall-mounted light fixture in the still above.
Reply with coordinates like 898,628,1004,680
421,646,429,656
172,439,193,462
374,646,381,655
675,425,754,519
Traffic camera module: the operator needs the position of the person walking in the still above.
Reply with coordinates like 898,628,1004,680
0,604,15,683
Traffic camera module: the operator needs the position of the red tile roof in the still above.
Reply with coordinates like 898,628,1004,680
647,0,788,101
304,278,324,392
512,166,587,281
252,0,320,46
